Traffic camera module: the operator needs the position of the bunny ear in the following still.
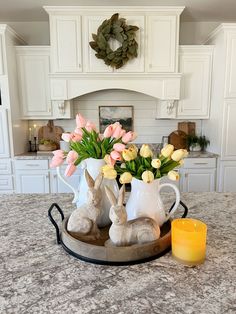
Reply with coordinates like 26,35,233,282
85,169,95,188
94,173,103,190
105,186,117,206
118,185,125,206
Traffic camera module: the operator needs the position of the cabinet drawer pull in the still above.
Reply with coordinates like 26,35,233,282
193,162,208,165
25,164,40,167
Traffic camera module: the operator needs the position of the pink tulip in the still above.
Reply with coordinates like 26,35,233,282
120,129,126,137
66,151,78,164
65,163,77,177
112,124,123,139
85,120,97,132
103,125,113,138
122,131,137,143
113,143,126,152
74,127,83,136
110,150,122,161
50,156,64,168
52,150,64,158
61,133,72,142
107,155,116,166
71,133,82,142
76,113,87,128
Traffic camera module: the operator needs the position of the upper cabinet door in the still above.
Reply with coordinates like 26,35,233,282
50,15,82,73
221,99,236,159
177,46,213,119
116,15,145,73
146,15,177,73
83,15,113,73
225,32,236,98
83,15,145,73
0,34,5,75
0,108,10,158
16,48,52,118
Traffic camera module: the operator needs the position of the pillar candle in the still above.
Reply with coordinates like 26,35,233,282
171,218,207,266
29,128,32,141
33,124,37,137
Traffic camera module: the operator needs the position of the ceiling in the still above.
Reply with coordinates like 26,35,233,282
0,0,236,22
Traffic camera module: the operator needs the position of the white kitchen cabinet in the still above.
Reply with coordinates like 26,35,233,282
0,33,5,75
50,15,82,73
115,15,145,73
180,168,216,192
83,15,145,73
15,171,50,193
224,32,236,98
177,46,213,119
221,99,236,159
180,158,216,192
15,159,50,193
146,15,177,73
16,47,73,119
16,47,52,119
218,161,236,192
0,108,10,158
83,15,113,73
51,167,81,193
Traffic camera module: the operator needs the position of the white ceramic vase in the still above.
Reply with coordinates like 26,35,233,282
126,177,181,227
57,157,119,227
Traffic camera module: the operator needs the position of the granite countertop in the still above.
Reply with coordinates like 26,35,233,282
0,193,235,314
14,150,218,160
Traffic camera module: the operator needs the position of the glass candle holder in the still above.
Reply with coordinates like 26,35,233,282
171,218,207,266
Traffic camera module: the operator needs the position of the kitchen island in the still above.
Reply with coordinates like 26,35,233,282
0,193,235,314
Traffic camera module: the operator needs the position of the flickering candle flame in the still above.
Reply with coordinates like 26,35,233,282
171,218,207,266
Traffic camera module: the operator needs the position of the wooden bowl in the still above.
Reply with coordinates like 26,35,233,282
60,217,171,265
38,143,57,151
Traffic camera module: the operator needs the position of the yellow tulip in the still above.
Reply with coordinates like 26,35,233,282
161,144,174,158
151,158,161,169
102,165,117,180
140,144,153,158
128,144,138,152
168,170,180,181
122,147,137,161
142,170,154,183
119,172,133,184
171,149,189,162
178,159,184,167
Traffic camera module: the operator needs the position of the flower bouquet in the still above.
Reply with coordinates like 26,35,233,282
102,143,188,184
50,113,137,176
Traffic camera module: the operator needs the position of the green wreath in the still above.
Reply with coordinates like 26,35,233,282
89,13,139,69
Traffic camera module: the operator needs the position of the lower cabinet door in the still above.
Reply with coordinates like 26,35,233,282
0,175,13,192
181,168,216,192
218,161,236,192
15,170,50,193
50,169,81,193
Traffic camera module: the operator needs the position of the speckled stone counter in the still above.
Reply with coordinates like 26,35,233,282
0,193,235,314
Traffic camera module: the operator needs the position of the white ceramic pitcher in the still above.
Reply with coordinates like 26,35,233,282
56,157,119,227
126,177,180,227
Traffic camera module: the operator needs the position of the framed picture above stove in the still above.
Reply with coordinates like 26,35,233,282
99,106,134,133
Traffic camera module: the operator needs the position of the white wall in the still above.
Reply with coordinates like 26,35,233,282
29,89,201,144
180,22,220,44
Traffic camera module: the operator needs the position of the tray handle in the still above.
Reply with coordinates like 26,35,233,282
48,203,65,244
169,200,188,218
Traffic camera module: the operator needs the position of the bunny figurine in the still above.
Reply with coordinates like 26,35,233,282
105,185,161,246
67,169,103,240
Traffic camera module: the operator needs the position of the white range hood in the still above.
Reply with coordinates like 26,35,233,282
46,6,184,117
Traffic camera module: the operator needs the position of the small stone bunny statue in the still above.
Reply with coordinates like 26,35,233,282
105,185,161,246
67,169,103,240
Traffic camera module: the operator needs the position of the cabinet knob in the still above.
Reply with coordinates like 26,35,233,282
53,174,57,178
185,173,188,178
